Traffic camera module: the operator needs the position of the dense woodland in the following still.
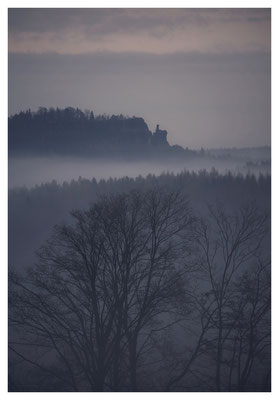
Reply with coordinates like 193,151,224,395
9,170,271,391
9,169,270,269
9,107,196,158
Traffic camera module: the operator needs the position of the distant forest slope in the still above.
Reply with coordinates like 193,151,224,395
9,107,195,158
9,169,270,271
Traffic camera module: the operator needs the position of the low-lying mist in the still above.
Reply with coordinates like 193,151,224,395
9,152,270,188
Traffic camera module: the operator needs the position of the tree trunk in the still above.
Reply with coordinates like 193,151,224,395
215,310,223,391
129,337,138,391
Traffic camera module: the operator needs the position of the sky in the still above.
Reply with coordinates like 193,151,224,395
8,8,271,149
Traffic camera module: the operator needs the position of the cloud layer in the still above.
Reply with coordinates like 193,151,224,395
8,8,271,54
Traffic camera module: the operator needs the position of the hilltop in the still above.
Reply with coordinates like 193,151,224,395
8,107,195,159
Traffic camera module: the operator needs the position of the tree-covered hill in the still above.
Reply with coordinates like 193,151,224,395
8,107,195,158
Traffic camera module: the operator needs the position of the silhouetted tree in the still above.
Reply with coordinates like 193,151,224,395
191,204,269,391
9,189,193,391
227,258,271,391
165,204,270,391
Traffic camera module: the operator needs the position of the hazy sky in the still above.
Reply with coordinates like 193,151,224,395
8,8,271,148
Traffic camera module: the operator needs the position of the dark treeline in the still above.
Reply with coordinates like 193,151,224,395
9,169,270,270
9,170,270,392
9,107,195,158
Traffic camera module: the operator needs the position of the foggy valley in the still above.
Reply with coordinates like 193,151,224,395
8,8,271,394
8,148,271,189
8,109,271,392
8,109,271,393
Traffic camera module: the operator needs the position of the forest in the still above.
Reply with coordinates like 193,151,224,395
9,107,196,158
8,169,271,392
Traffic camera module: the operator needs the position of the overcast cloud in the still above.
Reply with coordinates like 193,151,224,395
9,8,270,54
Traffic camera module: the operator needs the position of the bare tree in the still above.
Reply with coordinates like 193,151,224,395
227,258,271,391
165,203,270,392
192,204,269,391
9,188,193,391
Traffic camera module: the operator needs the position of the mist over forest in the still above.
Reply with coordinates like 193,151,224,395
8,5,272,392
8,107,270,188
8,106,271,392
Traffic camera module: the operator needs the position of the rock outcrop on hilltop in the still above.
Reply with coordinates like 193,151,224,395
9,107,195,159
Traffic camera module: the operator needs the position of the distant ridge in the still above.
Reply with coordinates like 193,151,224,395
9,107,195,159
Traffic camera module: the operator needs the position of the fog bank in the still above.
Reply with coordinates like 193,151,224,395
9,152,270,189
